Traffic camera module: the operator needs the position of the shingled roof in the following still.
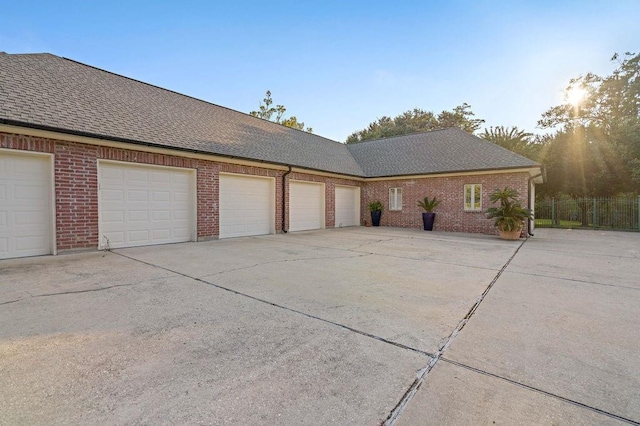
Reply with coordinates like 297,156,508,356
0,52,541,178
346,128,539,177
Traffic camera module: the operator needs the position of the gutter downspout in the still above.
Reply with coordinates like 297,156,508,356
282,165,292,233
528,172,544,237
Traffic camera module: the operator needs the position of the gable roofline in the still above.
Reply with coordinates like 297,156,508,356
347,127,542,167
1,52,542,180
347,127,460,144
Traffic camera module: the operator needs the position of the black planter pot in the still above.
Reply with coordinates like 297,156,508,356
371,210,382,226
422,212,436,231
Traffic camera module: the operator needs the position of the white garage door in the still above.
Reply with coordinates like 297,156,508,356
335,185,360,228
0,151,53,259
99,162,195,249
219,174,274,238
289,180,324,232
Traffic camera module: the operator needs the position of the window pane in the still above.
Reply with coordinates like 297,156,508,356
464,185,472,210
389,189,395,209
474,185,481,209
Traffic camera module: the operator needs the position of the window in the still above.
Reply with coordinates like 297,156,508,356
464,184,482,211
389,188,402,211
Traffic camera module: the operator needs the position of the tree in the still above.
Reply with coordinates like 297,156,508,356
250,90,313,132
537,52,640,199
481,126,541,159
345,103,484,144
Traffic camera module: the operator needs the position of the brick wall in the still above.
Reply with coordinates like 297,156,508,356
361,172,530,235
55,142,99,249
0,133,286,250
1,130,532,254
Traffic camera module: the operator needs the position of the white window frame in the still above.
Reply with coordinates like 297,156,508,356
464,184,482,211
389,187,402,211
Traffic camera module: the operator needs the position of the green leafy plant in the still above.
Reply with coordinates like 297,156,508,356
417,196,440,212
486,188,532,232
368,200,383,212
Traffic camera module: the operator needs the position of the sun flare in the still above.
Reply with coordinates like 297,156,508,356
566,86,587,106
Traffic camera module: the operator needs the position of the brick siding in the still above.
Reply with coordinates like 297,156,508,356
1,130,532,253
361,173,530,235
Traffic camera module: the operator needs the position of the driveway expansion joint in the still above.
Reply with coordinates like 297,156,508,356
112,251,434,359
382,237,528,425
508,270,640,291
440,357,640,425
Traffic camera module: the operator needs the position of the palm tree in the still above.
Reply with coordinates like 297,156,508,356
481,126,537,159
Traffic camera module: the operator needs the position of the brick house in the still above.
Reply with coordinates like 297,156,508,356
0,53,543,259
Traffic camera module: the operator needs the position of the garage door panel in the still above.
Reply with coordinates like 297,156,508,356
129,210,150,221
219,174,274,239
151,191,170,202
15,234,49,251
99,162,195,249
129,230,150,243
101,210,123,223
126,169,149,183
335,186,360,228
128,190,149,202
289,181,324,232
152,210,170,221
14,210,49,227
0,152,53,259
151,171,170,183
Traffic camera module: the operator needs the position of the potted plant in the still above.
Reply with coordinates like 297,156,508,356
417,196,440,231
368,200,383,226
486,187,532,240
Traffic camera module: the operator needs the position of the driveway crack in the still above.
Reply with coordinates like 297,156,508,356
198,252,373,278
0,280,153,306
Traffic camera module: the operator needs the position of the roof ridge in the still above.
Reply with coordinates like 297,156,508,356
347,127,461,145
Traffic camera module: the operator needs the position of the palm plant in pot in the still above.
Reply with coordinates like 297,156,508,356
368,200,383,226
486,187,532,240
417,196,440,231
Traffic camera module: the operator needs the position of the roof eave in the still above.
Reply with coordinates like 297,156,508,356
366,164,543,179
0,119,365,178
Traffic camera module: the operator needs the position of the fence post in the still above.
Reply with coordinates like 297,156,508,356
592,198,597,228
551,198,556,227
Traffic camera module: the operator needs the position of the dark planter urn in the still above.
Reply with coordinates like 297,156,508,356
371,211,382,226
422,212,436,231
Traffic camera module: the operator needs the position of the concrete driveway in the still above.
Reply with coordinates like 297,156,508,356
1,228,638,425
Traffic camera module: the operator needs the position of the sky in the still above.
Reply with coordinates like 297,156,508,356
2,1,639,142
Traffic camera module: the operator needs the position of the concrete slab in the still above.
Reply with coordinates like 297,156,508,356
2,227,638,424
528,228,640,258
444,270,640,422
397,361,625,425
0,253,427,425
117,229,507,354
508,230,640,289
197,253,497,354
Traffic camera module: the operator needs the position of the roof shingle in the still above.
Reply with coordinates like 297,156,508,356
346,128,539,177
0,52,540,178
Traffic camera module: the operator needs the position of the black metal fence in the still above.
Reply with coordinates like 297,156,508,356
535,197,640,231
